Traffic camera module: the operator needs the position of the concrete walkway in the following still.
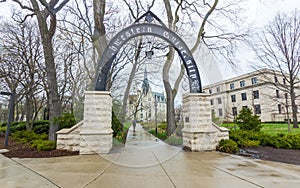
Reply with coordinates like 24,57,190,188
1,125,300,188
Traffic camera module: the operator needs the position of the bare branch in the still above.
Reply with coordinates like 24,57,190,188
12,0,34,11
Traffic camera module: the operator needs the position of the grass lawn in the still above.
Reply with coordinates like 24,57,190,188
123,122,131,131
261,123,300,136
140,122,156,130
221,123,300,136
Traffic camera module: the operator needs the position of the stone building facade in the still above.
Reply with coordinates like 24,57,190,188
203,69,300,122
127,69,166,122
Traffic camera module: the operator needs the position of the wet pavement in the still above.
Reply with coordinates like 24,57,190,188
1,124,300,188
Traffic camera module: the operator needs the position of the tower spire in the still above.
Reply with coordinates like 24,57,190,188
142,64,150,95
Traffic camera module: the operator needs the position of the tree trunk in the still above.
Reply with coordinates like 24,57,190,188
42,35,61,140
33,10,61,140
93,0,107,87
121,39,143,127
121,62,138,124
290,90,299,128
163,48,176,136
25,94,34,130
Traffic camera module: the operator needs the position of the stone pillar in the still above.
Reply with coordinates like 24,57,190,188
80,91,113,154
182,93,217,151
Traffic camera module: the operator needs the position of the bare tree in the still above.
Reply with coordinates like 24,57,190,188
161,0,249,136
0,19,46,128
4,0,71,140
251,9,300,128
93,0,107,61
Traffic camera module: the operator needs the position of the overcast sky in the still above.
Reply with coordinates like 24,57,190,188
231,0,300,78
0,0,299,83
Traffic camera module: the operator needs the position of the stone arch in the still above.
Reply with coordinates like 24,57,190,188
56,11,229,155
94,16,202,93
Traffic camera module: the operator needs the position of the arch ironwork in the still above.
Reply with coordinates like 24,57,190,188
95,11,202,93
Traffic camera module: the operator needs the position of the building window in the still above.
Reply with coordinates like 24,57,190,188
230,83,234,90
232,107,237,116
278,104,282,114
251,77,257,85
210,99,214,105
231,95,236,102
218,108,223,117
240,80,245,87
253,90,259,99
275,76,278,83
217,98,222,104
216,87,220,93
254,104,261,114
276,90,280,98
242,106,248,109
140,114,143,118
241,93,247,101
209,89,212,94
283,78,286,85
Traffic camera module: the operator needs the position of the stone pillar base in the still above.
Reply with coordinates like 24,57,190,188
80,133,112,154
182,93,225,151
79,91,113,154
182,129,218,151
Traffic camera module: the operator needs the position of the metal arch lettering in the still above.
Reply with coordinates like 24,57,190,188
94,23,202,93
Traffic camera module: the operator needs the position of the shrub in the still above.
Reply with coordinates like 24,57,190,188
1,121,50,134
32,124,49,134
32,120,49,134
158,122,167,130
31,140,56,151
0,126,6,135
33,120,50,126
54,113,76,130
12,130,47,143
12,130,55,151
112,111,122,137
237,139,260,147
218,139,239,153
148,129,167,140
265,133,300,149
164,135,183,146
10,122,26,133
237,108,262,131
229,130,271,147
229,129,300,149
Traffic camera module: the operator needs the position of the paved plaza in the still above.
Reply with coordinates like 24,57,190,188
1,125,300,188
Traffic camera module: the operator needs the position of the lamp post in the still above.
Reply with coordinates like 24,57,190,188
0,91,15,147
155,97,158,136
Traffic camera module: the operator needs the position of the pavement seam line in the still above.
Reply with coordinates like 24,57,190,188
9,157,61,188
196,158,264,188
152,151,176,188
230,154,300,179
82,153,122,188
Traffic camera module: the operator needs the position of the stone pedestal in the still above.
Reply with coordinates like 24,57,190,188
80,91,113,154
182,93,227,151
57,121,83,151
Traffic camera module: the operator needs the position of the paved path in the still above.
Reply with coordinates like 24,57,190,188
1,124,300,188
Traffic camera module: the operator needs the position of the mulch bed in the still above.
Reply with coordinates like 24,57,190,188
0,134,78,158
0,134,299,165
243,146,300,165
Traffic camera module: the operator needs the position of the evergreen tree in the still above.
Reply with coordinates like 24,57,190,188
237,108,262,131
